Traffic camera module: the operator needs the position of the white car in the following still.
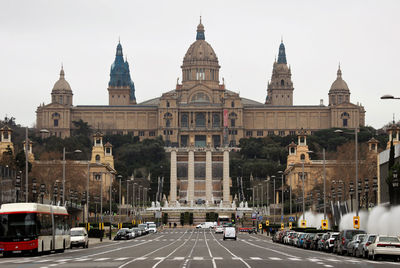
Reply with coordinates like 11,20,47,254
368,235,400,260
70,227,89,248
223,226,237,240
148,224,157,233
215,225,224,234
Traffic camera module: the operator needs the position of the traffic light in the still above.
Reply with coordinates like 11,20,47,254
289,222,293,229
301,220,307,228
353,216,360,229
86,222,91,231
281,223,284,230
258,224,262,229
265,220,269,226
15,174,21,190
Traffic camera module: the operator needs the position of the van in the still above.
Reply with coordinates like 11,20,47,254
70,227,89,248
148,224,157,233
196,222,216,229
223,226,237,240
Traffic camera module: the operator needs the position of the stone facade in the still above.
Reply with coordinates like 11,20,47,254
35,21,365,145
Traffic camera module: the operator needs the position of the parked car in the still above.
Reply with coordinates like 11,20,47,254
325,232,339,252
368,235,400,261
138,224,149,234
336,229,366,255
148,223,157,233
131,227,142,237
297,233,307,248
347,234,366,256
293,232,303,247
310,233,323,250
303,233,316,249
215,225,224,234
223,226,237,240
114,229,131,240
356,234,377,258
318,233,329,251
70,227,89,248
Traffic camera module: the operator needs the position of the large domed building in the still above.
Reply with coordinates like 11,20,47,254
35,20,365,204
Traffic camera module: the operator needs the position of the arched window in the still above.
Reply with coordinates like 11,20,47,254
341,112,350,127
290,147,295,154
300,154,305,160
231,101,235,108
195,113,206,127
54,119,58,127
166,119,171,127
281,79,285,86
95,155,100,163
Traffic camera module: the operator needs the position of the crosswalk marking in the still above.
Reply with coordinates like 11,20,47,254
193,257,204,260
94,258,110,261
154,257,165,260
269,257,282,260
308,258,322,262
250,257,262,260
213,257,223,260
325,258,341,262
74,258,91,262
115,257,129,261
288,258,301,261
173,257,185,260
136,257,147,260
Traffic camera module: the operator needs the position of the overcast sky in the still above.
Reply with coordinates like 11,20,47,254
1,0,399,129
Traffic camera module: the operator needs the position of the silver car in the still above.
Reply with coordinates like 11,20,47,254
356,234,376,258
347,234,366,256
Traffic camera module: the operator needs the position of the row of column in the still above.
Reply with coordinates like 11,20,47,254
169,148,230,205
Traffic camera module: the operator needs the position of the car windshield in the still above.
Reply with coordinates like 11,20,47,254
346,230,365,239
368,235,376,241
0,213,37,239
71,230,85,236
332,234,338,238
149,224,156,228
379,236,400,242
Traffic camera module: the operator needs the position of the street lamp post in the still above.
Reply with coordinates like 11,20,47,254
364,177,369,209
117,175,122,215
271,175,276,224
392,170,398,205
301,159,306,222
277,171,284,224
349,181,354,211
373,176,378,206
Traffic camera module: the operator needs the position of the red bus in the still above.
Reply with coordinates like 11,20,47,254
0,203,70,256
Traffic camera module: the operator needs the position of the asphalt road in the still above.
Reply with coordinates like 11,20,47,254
1,229,399,268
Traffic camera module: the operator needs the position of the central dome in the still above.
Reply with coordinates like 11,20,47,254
52,67,72,93
181,20,221,85
182,20,219,64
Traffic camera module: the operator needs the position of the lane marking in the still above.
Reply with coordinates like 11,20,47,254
324,265,333,268
204,229,217,268
173,257,185,260
269,257,282,260
210,231,251,268
288,257,301,261
118,231,190,268
250,257,262,260
240,238,298,258
94,257,110,261
115,257,129,261
151,230,196,268
213,257,223,260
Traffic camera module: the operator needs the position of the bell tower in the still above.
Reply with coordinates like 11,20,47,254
0,125,14,158
266,41,294,106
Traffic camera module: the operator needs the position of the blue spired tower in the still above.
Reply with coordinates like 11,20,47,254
108,41,136,105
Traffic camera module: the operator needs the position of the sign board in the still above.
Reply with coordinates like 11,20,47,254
321,220,328,230
251,213,257,220
353,216,360,229
289,216,295,222
223,109,228,127
301,220,307,228
289,222,293,229
265,220,269,226
258,216,263,221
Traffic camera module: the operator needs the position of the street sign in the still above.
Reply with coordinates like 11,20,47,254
289,216,295,222
281,215,284,221
301,220,306,228
258,224,262,229
281,223,284,230
353,216,360,229
321,220,328,230
258,216,263,221
289,222,293,229
265,220,269,226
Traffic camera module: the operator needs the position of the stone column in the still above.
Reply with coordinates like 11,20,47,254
170,149,177,203
188,149,195,203
206,149,212,203
223,148,230,205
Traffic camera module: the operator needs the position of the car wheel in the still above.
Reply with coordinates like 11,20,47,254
355,249,359,257
223,237,226,241
86,241,89,248
234,237,237,241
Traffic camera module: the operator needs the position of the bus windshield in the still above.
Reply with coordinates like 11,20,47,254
0,213,37,239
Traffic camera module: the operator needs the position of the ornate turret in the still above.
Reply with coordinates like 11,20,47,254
23,140,35,162
91,132,105,164
108,41,136,105
0,125,14,158
104,142,114,168
266,41,294,106
51,66,73,106
386,124,400,149
367,137,379,154
329,65,350,106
